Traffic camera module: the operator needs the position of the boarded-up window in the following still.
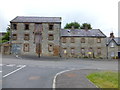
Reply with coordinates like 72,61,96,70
23,43,29,52
81,38,85,43
24,34,30,40
71,37,75,43
12,24,17,30
12,34,17,40
97,38,101,43
48,34,54,41
62,38,66,43
48,43,53,52
49,24,54,30
24,24,29,30
97,48,101,55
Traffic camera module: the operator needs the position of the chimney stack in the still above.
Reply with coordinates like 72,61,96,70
85,25,88,31
110,32,115,39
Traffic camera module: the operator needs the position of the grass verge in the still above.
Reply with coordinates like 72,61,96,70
87,71,118,88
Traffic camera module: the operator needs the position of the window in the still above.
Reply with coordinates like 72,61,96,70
48,43,53,52
81,48,85,55
71,37,75,43
49,24,54,30
48,34,54,41
24,24,29,30
24,34,30,40
63,48,67,54
62,38,66,43
110,42,114,47
12,34,17,40
97,48,101,55
97,38,101,43
71,47,75,55
12,24,17,30
81,38,85,43
23,43,29,52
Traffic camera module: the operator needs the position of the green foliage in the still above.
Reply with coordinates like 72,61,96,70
80,23,92,29
87,71,118,88
0,25,10,43
64,22,80,29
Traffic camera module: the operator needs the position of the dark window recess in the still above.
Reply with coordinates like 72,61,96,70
13,24,17,30
12,34,17,40
23,43,29,52
48,34,54,40
49,25,54,30
24,34,30,40
48,44,53,52
25,24,29,30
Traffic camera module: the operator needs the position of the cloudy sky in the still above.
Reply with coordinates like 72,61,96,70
0,0,119,37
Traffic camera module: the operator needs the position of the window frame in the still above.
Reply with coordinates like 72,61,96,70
23,43,29,52
48,34,54,41
24,34,30,41
49,24,54,30
71,37,75,43
81,38,85,43
12,34,17,40
97,38,101,43
12,24,17,30
24,24,29,30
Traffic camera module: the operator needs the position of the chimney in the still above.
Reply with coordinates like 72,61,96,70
110,32,115,39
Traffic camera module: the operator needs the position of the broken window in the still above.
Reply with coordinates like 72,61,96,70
23,43,29,52
24,34,30,40
48,34,54,41
81,38,85,43
12,24,17,30
49,24,54,30
12,34,17,40
48,43,53,52
25,24,29,30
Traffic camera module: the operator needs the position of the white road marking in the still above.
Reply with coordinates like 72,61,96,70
52,69,72,89
0,71,2,73
6,64,15,67
16,65,25,67
3,65,26,78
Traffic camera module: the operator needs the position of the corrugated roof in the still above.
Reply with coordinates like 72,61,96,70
60,29,106,37
10,16,61,23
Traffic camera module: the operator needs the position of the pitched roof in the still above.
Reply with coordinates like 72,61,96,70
60,29,106,37
107,37,120,46
10,16,61,23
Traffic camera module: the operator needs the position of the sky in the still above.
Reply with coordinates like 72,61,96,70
0,0,119,37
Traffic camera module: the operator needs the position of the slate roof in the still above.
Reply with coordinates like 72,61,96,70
10,16,61,23
107,37,120,46
60,29,106,37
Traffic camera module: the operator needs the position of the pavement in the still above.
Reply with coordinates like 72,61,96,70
55,69,118,88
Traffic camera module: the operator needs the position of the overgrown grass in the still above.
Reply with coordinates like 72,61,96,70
87,71,118,88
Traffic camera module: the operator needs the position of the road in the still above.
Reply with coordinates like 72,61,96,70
1,55,118,88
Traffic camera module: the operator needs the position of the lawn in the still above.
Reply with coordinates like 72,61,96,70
87,71,118,88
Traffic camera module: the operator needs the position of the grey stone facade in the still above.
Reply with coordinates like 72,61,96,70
9,16,120,59
10,16,61,57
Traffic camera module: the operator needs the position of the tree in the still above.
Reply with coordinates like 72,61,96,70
1,25,10,43
80,23,92,29
64,22,80,29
